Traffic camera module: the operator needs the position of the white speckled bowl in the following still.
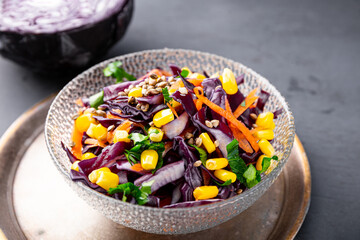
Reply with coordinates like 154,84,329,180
45,49,295,234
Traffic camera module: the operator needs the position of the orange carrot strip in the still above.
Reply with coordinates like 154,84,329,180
167,103,179,118
194,87,259,152
229,123,254,154
233,88,259,118
195,99,203,111
71,127,83,159
115,120,132,133
130,163,144,172
187,79,204,87
84,138,107,148
106,112,123,119
107,130,114,143
159,69,172,76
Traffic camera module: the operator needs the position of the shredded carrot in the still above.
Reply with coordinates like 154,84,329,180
115,120,132,133
75,98,84,107
195,99,203,111
84,138,107,148
106,112,123,119
71,127,83,159
167,103,179,118
229,123,254,154
159,69,172,76
233,88,259,118
194,87,259,152
107,130,114,143
187,78,204,87
130,163,144,172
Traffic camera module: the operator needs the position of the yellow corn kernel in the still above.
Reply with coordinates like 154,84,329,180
149,127,164,142
113,130,131,143
193,186,219,200
168,89,181,107
255,112,274,129
75,113,96,133
153,109,175,127
214,169,237,183
86,123,107,141
88,167,111,183
222,68,238,95
269,121,276,130
199,133,216,154
256,155,270,171
181,67,192,77
189,73,206,79
141,149,158,170
81,152,97,160
210,72,223,82
258,139,275,157
205,158,228,170
253,129,274,140
96,171,119,190
128,87,143,98
71,161,80,171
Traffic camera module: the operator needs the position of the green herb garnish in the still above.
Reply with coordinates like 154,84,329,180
103,61,136,83
128,133,149,144
226,139,247,183
190,144,207,166
108,180,154,205
162,87,173,105
180,69,190,78
89,91,104,109
214,179,232,187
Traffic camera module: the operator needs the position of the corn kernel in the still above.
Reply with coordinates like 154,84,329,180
149,127,164,142
88,167,111,183
153,109,175,127
81,152,97,160
141,149,158,170
71,161,80,171
75,113,96,133
205,158,228,170
199,133,216,154
253,129,274,140
128,87,143,98
258,139,275,157
255,112,274,129
96,171,119,190
113,130,131,143
256,155,270,171
87,123,107,141
210,72,223,82
222,68,238,95
189,73,206,79
193,186,219,200
214,169,237,183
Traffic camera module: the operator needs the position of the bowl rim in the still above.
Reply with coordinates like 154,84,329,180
45,48,295,212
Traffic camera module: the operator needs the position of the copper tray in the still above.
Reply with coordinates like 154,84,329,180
0,96,311,240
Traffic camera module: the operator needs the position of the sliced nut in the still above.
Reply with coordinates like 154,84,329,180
142,85,148,90
179,87,188,95
195,137,202,147
71,113,79,120
156,82,168,88
210,119,220,128
84,107,96,114
97,106,106,111
252,124,259,128
187,138,194,145
128,96,136,104
95,110,106,117
168,76,174,82
214,140,220,147
149,73,158,79
147,85,154,90
250,113,258,120
69,141,76,148
107,125,115,132
236,189,243,194
149,78,157,86
141,103,150,112
138,82,145,87
148,89,160,95
128,85,134,90
156,87,162,92
144,78,149,84
184,132,194,139
205,120,213,128
193,160,202,167
124,88,130,94
136,103,142,109
149,121,155,127
118,91,127,96
160,76,166,81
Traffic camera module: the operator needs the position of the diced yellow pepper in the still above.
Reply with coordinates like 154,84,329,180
258,139,275,157
81,152,97,160
86,123,107,141
189,73,206,79
75,113,96,133
253,129,274,140
214,169,237,183
149,127,164,142
210,72,223,82
88,167,111,183
71,161,80,171
141,149,158,170
193,186,219,200
256,155,270,171
199,133,216,154
153,109,175,128
128,87,143,98
222,68,238,95
256,112,274,129
113,130,131,143
96,171,119,190
205,158,228,170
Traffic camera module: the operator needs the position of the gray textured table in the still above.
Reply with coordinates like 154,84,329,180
0,0,359,239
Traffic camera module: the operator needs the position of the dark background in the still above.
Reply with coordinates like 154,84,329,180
0,0,359,239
